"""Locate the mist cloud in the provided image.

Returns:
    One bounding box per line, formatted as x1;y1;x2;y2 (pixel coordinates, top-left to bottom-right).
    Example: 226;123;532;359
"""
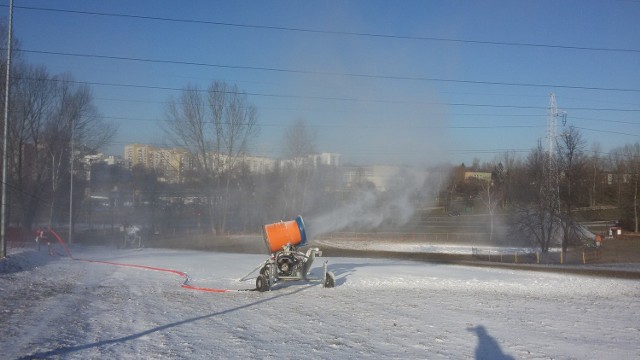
306;168;430;238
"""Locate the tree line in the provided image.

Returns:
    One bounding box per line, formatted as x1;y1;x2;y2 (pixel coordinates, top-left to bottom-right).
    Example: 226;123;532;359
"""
3;22;639;255
0;22;350;239
444;126;640;252
1;23;115;235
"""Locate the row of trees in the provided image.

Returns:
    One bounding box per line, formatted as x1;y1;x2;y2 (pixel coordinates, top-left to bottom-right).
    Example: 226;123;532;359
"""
446;126;640;252
137;90;349;236
163;81;259;235
2;22;637;254
0;19;342;240
1;24;115;238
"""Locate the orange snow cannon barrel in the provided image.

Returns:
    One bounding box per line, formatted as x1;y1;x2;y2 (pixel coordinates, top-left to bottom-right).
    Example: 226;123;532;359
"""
263;215;308;253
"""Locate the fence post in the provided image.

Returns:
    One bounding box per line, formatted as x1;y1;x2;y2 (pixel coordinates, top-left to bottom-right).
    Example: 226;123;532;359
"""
515;252;518;264
536;252;540;264
560;251;564;264
582;251;586;264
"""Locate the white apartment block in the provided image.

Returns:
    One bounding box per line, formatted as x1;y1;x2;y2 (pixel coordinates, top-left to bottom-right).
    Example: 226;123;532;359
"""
309;152;341;167
123;144;341;182
124;143;155;169
242;155;277;174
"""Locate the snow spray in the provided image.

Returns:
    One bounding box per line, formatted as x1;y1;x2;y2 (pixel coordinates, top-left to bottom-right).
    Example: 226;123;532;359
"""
305;168;429;238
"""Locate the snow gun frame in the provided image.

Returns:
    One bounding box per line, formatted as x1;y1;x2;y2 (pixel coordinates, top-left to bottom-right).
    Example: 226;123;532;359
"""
240;216;335;292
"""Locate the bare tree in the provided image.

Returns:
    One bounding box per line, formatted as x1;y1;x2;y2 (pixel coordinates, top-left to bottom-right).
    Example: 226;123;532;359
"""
284;118;316;161
604;143;640;232
213;82;258;233
164;80;258;235
609;147;626;208
621;143;640;232
497;151;521;209
557;125;586;252
480;165;506;243
4;67;114;230
44;75;112;227
281;118;316;217
9;65;56;227
510;142;561;252
165;84;214;232
588;143;602;207
480;179;501;243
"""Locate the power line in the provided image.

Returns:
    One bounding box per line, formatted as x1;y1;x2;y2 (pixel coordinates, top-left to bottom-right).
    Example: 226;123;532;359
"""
571;116;640;126
95;114;544;129
17;49;640;93
16;75;640;112
6;4;640;54
94;96;638;124
96;115;546;131
574;126;640;138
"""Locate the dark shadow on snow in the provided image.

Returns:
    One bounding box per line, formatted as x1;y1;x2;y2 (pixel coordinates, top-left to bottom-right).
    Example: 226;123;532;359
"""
0;247;69;275
467;325;514;360
18;285;309;359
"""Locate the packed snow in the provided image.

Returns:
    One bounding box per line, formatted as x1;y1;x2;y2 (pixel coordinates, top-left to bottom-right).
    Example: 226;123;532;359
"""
316;238;540;255
1;244;639;359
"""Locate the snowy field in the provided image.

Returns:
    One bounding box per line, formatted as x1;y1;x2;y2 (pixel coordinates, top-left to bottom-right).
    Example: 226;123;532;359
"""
1;245;639;359
315;238;539;255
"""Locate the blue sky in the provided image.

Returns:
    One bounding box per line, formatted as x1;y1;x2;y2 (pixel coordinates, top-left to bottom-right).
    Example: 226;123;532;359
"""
4;0;639;166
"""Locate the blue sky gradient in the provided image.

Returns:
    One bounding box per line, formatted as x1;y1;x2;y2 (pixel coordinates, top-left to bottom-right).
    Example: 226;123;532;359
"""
5;0;639;166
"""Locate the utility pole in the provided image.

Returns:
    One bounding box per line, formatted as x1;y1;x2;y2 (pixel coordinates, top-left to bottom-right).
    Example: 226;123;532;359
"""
1;0;14;258
546;93;567;197
68;118;74;244
547;93;558;159
545;94;560;205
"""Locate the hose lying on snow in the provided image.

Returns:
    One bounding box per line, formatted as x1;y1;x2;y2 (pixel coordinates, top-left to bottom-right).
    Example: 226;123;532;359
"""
48;229;249;293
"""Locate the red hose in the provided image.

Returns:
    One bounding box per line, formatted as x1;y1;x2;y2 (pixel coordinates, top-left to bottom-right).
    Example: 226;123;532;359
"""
48;229;240;293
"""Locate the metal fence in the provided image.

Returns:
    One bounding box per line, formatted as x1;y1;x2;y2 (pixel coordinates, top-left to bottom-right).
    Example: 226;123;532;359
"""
317;232;488;243
472;247;601;265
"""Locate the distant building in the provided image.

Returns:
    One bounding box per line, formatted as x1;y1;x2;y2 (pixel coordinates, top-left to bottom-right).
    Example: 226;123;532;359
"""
103;155;121;166
124;143;156;169
464;171;492;183
309;153;341;167
80;153;124;180
343;165;404;192
152;148;189;183
123;143;342;182
123;144;190;183
242;155;277;174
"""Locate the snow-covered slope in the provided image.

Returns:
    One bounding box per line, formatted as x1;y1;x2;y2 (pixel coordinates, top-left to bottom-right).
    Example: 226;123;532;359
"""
1;246;639;359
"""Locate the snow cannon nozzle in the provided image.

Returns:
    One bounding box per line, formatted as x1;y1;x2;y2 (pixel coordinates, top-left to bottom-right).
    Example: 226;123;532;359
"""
263;215;307;254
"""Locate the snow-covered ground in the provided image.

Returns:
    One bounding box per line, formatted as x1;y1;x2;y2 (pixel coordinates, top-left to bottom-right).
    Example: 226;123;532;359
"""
315;238;540;255
1;245;639;359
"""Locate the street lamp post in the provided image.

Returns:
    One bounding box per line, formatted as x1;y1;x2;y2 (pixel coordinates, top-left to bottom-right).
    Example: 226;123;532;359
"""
1;0;14;258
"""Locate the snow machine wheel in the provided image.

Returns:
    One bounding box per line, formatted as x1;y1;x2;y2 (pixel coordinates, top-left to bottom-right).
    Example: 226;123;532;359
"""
256;274;270;292
324;271;335;288
259;265;269;276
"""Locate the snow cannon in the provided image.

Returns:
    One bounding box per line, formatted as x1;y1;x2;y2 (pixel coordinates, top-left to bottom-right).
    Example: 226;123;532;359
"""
262;215;307;253
240;215;335;292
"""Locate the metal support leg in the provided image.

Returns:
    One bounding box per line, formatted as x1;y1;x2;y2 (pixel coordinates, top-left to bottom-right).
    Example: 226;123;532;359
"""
322;261;328;288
